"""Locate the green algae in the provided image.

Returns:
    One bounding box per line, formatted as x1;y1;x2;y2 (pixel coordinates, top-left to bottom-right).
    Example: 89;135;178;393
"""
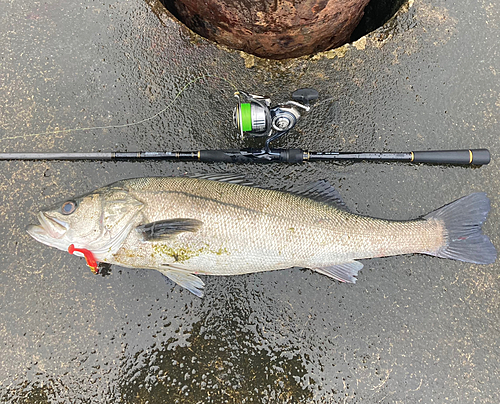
152;243;229;262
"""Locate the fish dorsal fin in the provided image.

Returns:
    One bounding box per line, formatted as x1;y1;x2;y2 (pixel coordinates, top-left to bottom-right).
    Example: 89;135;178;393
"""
290;180;349;210
136;218;203;241
190;173;255;187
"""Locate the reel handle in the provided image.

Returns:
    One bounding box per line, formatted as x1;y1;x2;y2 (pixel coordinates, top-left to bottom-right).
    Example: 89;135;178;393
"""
292;88;319;104
412;149;490;165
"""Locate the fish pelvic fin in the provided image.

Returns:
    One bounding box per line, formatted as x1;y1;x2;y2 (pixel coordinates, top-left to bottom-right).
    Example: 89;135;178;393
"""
424;192;497;264
159;267;205;297
313;261;364;283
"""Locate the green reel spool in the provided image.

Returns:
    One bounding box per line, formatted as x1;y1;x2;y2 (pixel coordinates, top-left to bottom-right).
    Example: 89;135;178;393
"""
239;103;253;132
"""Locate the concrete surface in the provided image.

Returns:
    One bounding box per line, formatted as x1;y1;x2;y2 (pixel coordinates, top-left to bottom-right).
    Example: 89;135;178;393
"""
0;0;498;402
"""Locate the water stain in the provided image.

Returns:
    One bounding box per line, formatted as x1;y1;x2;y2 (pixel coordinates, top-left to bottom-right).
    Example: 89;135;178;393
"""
119;321;312;403
118;289;313;403
2;382;53;404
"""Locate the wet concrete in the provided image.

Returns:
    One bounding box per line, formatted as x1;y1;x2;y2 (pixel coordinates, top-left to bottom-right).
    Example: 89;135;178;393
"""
0;0;499;402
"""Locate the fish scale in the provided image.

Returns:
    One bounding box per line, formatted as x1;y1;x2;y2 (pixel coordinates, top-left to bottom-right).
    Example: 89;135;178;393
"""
27;176;496;297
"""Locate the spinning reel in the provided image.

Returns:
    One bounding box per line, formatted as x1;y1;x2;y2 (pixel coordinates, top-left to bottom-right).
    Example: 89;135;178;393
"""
233;88;319;150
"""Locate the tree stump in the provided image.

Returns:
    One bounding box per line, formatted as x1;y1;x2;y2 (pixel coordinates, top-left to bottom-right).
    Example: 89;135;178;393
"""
163;0;371;59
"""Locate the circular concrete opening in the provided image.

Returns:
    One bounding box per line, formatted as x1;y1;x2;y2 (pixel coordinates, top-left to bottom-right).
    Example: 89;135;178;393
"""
160;0;407;59
351;0;407;42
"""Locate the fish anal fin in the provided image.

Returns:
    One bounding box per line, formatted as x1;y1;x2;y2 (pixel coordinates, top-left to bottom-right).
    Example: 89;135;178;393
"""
136;218;203;241
159;268;205;297
313;261;363;283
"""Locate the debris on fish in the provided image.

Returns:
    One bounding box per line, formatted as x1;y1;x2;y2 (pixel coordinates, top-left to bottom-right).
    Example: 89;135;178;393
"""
27;175;497;297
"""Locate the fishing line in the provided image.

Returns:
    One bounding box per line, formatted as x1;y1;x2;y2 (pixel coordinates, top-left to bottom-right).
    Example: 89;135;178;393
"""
1;73;238;143
1;81;490;166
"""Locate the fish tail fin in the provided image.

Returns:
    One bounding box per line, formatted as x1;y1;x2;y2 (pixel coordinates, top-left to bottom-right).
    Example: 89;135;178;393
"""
424;192;496;264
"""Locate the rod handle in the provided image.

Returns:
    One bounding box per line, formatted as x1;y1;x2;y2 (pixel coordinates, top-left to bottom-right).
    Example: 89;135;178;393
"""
199;150;237;163
412;149;490;165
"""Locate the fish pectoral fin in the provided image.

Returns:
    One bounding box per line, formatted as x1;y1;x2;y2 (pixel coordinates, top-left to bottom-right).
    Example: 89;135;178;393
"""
160;268;205;297
136;218;203;241
313;261;364;283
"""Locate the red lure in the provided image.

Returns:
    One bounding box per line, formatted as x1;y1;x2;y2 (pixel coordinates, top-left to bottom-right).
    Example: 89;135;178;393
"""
68;244;99;274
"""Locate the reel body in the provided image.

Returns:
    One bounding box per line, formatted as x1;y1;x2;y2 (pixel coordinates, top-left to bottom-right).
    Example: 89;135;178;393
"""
233;88;319;143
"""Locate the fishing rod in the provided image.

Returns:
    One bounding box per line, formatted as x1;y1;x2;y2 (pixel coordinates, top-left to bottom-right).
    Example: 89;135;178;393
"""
0;148;490;165
0;88;491;165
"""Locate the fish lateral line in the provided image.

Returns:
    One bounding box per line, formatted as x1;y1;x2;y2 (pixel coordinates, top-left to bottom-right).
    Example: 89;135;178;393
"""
68;244;99;274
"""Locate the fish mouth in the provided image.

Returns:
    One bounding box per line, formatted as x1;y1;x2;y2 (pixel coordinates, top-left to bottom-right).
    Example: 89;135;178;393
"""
27;212;69;249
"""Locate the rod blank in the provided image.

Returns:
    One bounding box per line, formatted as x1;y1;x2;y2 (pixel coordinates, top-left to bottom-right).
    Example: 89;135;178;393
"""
0;152;114;160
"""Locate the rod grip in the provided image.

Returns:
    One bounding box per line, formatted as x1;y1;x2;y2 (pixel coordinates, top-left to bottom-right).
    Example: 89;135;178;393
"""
199;150;239;163
412;149;490;165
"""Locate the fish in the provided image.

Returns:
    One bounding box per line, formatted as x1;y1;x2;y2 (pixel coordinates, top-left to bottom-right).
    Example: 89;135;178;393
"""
27;175;497;297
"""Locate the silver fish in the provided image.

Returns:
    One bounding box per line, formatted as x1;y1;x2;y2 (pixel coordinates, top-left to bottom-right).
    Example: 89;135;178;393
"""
27;175;496;297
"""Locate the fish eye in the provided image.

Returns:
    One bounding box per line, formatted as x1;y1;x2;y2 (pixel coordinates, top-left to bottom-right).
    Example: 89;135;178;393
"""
61;200;77;215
